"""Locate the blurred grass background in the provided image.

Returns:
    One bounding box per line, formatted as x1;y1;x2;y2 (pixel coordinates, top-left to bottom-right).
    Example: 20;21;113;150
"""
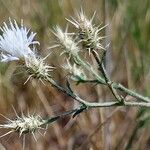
0;0;150;149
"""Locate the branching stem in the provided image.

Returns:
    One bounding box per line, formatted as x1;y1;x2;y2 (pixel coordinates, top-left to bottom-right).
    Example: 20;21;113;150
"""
92;50;123;102
45;77;150;109
74;55;150;103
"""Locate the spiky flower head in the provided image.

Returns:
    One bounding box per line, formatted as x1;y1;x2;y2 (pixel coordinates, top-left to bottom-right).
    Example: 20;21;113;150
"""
0;19;39;62
67;10;94;33
63;60;86;81
53;26;79;58
67;10;106;54
0;114;45;138
25;53;54;82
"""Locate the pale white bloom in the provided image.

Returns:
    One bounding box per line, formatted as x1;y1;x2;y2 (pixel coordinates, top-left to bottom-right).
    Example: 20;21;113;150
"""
0;19;39;62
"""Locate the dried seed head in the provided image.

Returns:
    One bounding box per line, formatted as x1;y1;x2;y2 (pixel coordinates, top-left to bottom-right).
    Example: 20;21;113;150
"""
53;26;79;58
63;60;86;81
67;11;106;53
0;114;45;137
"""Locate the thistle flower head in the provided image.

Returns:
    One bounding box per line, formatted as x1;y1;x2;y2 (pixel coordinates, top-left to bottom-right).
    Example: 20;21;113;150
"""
63;60;86;81
66;11;106;53
53;26;79;58
0;114;45;138
25;53;54;81
0;19;39;62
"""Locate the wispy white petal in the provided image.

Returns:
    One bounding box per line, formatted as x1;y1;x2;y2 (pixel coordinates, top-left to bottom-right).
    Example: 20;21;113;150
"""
0;19;39;62
1;54;19;62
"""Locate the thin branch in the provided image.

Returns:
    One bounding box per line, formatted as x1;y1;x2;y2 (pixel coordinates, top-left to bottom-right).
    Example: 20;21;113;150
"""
77;78;150;103
45;77;150;109
113;83;150;102
92;50;123;103
42;108;78;126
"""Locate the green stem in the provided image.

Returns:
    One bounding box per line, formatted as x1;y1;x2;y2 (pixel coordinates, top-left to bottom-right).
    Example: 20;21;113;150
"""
75;55;106;84
113;83;150;102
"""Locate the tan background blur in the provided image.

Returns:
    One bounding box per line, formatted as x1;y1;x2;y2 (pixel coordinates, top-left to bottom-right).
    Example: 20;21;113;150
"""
0;0;150;149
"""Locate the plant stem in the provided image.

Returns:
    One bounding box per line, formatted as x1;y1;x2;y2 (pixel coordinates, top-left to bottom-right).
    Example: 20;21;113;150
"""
42;109;77;126
46;77;120;107
92;50;123;102
75;55;106;84
74;55;150;102
45;77;150;108
113;83;150;102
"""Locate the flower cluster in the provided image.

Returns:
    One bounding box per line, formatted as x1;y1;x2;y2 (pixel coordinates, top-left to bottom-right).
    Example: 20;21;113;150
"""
0;19;53;80
0;11;107;140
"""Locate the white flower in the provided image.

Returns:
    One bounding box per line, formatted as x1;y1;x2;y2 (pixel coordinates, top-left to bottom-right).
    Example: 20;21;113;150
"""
0;19;39;62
